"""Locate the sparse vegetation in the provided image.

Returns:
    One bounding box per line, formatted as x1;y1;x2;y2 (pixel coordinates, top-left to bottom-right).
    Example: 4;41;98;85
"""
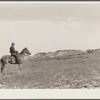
86;49;94;53
0;49;100;89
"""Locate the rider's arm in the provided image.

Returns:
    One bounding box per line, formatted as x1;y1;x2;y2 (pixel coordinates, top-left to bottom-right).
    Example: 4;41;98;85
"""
11;46;16;53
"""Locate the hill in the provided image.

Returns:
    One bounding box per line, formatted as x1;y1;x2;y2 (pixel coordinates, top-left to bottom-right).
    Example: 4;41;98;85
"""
0;48;100;89
32;49;85;58
31;49;98;61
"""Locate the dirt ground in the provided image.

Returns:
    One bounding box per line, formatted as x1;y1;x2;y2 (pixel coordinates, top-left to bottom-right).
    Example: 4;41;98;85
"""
0;52;100;89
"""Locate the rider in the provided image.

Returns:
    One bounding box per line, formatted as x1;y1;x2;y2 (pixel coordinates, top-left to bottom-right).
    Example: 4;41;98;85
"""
10;42;21;63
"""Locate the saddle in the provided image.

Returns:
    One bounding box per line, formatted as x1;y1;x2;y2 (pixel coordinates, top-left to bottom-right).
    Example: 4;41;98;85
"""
9;54;21;64
9;55;16;64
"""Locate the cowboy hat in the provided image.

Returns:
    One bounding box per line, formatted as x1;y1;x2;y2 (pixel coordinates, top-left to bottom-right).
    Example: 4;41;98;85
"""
12;42;15;45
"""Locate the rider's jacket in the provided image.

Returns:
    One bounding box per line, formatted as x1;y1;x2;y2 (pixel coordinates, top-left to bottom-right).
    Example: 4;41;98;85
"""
10;45;16;54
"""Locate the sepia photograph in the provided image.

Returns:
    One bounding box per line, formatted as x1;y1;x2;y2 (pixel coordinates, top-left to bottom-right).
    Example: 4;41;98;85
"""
0;1;100;92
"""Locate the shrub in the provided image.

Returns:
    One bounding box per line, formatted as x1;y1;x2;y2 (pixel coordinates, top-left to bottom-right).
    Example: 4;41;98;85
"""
86;49;94;53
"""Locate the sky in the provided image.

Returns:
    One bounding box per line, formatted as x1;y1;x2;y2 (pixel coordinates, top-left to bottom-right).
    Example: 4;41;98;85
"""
0;2;100;57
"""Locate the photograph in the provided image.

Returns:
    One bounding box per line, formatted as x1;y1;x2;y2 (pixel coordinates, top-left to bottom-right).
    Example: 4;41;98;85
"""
0;1;100;91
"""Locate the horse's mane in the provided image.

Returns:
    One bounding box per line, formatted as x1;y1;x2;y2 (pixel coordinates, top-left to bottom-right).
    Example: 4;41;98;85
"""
19;48;25;55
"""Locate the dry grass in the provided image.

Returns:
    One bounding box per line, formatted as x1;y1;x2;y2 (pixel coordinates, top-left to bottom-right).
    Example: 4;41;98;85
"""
0;52;100;89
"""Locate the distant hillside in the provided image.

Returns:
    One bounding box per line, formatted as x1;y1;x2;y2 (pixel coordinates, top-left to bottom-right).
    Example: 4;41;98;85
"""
32;49;86;59
26;48;100;62
32;48;100;59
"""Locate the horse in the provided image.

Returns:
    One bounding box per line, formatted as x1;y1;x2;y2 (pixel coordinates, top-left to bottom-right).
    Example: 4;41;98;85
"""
0;47;31;75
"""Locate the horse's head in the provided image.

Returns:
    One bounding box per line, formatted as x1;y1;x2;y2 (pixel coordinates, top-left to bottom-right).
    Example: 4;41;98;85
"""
23;47;31;55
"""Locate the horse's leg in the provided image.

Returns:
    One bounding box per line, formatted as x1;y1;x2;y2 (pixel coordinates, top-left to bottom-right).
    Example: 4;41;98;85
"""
18;64;22;74
4;64;7;76
1;63;7;76
19;64;22;70
18;64;20;74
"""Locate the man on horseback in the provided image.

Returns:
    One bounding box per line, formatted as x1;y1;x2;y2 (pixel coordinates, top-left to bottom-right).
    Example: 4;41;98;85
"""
10;42;21;63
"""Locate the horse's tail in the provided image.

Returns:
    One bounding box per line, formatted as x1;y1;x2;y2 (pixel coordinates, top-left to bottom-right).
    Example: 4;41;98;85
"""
0;58;5;73
0;57;5;67
0;58;3;68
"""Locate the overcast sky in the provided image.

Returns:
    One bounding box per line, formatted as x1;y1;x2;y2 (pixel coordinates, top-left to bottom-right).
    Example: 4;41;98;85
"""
0;2;100;57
